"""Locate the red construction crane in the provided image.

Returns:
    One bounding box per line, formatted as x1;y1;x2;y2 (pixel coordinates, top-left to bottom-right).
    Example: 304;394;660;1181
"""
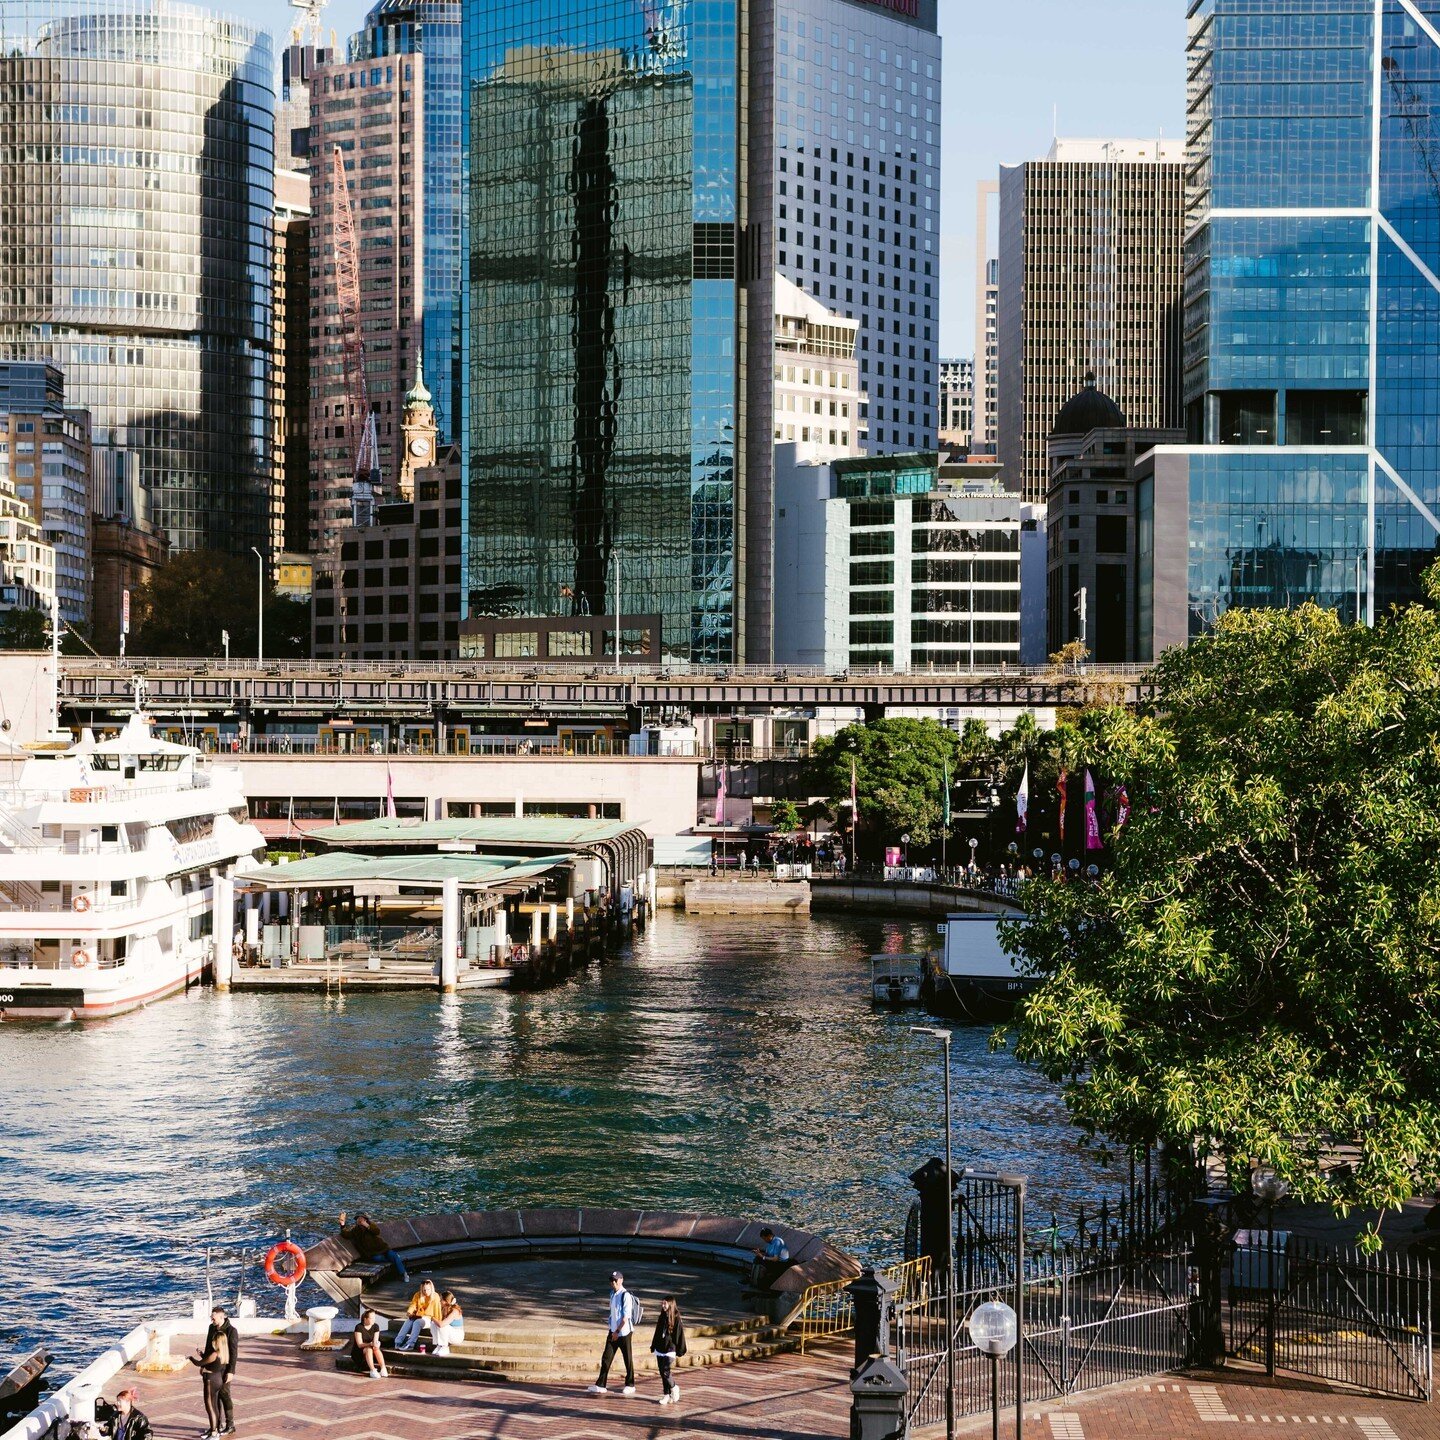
330;143;378;529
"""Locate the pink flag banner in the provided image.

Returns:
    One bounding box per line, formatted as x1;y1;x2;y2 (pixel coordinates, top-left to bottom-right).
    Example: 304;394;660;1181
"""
716;766;727;827
1084;769;1103;851
1015;762;1029;834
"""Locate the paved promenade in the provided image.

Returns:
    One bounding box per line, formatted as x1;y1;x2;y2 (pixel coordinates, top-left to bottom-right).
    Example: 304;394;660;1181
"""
103;1337;1440;1440
109;1333;852;1438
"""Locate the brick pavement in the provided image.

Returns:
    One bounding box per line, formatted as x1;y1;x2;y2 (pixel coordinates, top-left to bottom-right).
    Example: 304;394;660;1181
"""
108;1332;853;1440
939;1368;1440;1440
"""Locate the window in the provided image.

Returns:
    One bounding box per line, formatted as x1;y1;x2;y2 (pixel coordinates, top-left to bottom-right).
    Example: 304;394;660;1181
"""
494;630;538;658
1096;516;1128;554
850;529;894;556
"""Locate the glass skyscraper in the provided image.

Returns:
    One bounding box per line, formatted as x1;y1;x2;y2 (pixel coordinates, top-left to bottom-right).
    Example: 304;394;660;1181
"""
0;0;274;558
1141;0;1440;650
462;0;754;665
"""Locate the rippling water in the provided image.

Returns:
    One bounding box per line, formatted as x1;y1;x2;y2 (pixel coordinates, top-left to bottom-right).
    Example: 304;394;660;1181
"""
0;910;1106;1380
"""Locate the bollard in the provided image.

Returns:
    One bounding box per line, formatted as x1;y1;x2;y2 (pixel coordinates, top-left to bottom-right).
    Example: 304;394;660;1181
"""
305;1305;340;1347
135;1326;188;1374
908;1156;956;1283
847;1266;900;1376
850;1352;909;1440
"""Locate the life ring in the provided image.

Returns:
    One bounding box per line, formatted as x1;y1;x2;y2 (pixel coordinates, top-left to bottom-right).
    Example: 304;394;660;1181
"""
264;1241;307;1287
73;894;91;913
71;949;91;968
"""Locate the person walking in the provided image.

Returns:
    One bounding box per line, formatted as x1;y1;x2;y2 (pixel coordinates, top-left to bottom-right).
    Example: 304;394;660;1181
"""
394;1278;443;1351
188;1305;238;1439
586;1270;642;1397
650;1296;687;1407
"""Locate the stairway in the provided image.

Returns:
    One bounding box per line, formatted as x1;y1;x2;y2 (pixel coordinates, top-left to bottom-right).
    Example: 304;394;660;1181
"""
349;1315;800;1385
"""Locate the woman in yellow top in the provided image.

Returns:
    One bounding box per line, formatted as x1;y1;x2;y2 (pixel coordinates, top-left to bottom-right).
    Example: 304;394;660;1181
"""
394;1279;443;1351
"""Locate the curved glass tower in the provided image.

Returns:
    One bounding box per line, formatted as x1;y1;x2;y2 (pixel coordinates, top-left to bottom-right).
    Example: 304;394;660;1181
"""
0;0;275;557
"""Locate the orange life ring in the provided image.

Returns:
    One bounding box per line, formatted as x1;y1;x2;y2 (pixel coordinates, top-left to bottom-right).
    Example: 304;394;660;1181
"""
264;1240;307;1287
71;949;91;968
73;894;91;913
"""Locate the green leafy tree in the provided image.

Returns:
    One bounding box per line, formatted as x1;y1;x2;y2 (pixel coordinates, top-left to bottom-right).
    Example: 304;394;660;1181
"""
0;608;49;650
808;716;961;853
1002;583;1440;1223
130;551;310;658
770;799;801;833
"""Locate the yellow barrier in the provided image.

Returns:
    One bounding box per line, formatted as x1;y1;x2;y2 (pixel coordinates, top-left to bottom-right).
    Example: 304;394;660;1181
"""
793;1255;931;1354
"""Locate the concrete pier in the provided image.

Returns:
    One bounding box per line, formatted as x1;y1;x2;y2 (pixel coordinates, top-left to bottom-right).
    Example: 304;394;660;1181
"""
683;879;811;915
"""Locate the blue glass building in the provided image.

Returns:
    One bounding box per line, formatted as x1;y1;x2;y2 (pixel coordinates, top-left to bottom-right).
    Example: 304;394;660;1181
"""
1139;0;1440;652
461;0;761;665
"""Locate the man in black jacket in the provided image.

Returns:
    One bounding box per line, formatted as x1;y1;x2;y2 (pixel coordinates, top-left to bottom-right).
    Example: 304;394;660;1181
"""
189;1305;239;1439
96;1388;153;1440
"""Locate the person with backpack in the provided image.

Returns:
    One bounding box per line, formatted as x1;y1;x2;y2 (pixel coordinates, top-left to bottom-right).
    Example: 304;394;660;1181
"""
650;1296;687;1407
586;1270;642;1397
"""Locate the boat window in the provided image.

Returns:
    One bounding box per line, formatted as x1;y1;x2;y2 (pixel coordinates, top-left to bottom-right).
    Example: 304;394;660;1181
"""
89;756;118;771
101;825;118;842
111;880;127;897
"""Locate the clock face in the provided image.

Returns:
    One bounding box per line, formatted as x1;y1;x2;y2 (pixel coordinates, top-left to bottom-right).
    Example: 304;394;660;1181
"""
409;437;431;458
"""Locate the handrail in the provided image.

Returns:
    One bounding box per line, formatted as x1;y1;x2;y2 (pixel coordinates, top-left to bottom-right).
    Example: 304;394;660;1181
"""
793;1255;931;1353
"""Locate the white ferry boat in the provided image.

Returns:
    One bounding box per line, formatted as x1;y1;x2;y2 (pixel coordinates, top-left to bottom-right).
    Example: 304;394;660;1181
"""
0;712;265;1022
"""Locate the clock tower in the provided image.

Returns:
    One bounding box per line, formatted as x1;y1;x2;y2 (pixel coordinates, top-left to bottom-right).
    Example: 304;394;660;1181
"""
398;357;437;501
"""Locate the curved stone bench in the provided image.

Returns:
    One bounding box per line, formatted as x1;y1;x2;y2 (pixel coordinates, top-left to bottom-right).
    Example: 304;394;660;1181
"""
305;1207;861;1311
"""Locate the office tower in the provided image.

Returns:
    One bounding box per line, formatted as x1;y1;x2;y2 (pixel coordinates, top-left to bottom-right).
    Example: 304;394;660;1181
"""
1137;0;1440;656
774;275;864;461
273;170;311;559
1044;378;1182;662
774;452;1020;670
774;0;941;456
463;4;769;666
973;180;998;455
938;358;973;454
0;362;90;631
996;139;1184;504
0;0;275;558
279;35;333;170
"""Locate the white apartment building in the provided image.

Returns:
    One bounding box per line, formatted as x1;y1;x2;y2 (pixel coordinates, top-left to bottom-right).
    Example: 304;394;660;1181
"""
774;274;865;462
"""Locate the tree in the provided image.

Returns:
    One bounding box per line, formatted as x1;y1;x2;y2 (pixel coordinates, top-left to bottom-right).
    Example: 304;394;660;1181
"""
129;551;310;658
1001;581;1440;1223
0;608;48;650
808;716;961;853
770;799;801;833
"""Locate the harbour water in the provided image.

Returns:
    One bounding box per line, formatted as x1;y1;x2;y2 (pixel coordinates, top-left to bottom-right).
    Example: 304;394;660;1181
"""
0;910;1108;1376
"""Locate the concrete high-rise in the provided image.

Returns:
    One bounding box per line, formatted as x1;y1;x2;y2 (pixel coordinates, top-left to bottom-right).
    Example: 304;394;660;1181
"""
972;180;998;456
996;139;1184;504
938;357;973;454
774;275;864;462
774;0;941;457
0;0;276;558
1136;0;1440;656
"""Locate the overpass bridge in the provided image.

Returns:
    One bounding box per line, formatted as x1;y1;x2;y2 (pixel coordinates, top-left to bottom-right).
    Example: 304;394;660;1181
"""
61;657;1155;726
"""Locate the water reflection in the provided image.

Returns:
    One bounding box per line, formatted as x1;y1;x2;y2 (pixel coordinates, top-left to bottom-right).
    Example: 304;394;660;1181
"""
0;911;1104;1372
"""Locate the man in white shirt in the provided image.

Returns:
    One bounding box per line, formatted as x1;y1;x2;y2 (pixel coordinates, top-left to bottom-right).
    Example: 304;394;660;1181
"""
586;1271;639;1397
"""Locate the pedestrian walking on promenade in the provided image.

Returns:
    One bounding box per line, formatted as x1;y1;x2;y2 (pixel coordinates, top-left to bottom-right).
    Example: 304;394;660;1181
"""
586;1270;643;1397
188;1304;238;1439
650;1296;687;1407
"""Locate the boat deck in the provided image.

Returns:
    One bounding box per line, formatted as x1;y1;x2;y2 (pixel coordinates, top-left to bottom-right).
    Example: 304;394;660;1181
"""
102;1330;851;1438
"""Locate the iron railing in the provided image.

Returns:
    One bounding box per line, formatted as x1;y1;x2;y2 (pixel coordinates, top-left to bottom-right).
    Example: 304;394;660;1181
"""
791;1256;931;1354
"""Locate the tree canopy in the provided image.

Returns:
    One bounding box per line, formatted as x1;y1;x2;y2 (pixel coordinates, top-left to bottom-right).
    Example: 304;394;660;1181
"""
130;550;310;658
1000;579;1440;1222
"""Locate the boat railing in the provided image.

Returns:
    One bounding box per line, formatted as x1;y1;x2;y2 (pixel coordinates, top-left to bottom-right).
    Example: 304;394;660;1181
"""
0;777;212;808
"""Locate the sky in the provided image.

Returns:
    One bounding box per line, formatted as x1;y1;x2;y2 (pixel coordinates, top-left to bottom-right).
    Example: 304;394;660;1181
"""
234;0;1185;358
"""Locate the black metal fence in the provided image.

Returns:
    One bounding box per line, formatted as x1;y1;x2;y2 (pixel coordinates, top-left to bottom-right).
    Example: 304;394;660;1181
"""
897;1245;1197;1428
1225;1231;1433;1401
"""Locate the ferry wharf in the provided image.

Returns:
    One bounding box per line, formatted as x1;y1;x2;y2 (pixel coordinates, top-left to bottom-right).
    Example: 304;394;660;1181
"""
224;818;655;994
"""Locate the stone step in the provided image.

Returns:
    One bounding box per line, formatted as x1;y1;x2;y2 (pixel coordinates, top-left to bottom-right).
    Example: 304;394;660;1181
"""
437;1314;776;1346
448;1325;788;1361
356;1335;799;1385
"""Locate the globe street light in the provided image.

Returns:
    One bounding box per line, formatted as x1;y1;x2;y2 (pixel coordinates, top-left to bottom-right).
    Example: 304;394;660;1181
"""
1251;1168;1290;1375
969;1299;1019;1440
911;1025;956;1438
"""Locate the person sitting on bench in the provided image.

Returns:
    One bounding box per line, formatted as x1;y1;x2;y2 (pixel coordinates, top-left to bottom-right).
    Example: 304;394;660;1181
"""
748;1227;791;1288
339;1211;410;1282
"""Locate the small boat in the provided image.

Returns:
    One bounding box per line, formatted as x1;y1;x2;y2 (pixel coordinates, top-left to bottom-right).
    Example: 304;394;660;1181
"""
0;1346;50;1411
870;953;924;1007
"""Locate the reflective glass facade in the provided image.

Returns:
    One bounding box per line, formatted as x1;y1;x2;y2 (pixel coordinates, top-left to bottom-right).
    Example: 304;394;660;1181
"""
0;1;274;557
1177;0;1440;635
462;0;748;664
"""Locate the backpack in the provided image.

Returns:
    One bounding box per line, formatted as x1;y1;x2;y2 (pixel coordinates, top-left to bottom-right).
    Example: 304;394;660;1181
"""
627;1292;644;1328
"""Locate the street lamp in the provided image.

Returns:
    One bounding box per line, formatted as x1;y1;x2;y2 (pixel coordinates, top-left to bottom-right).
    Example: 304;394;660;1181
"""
901;832;911;869
911;1025;957;1439
968;836;978;880
250;547;264;663
970;1299;1019;1440
1252;1168;1290;1376
222;629;230;665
